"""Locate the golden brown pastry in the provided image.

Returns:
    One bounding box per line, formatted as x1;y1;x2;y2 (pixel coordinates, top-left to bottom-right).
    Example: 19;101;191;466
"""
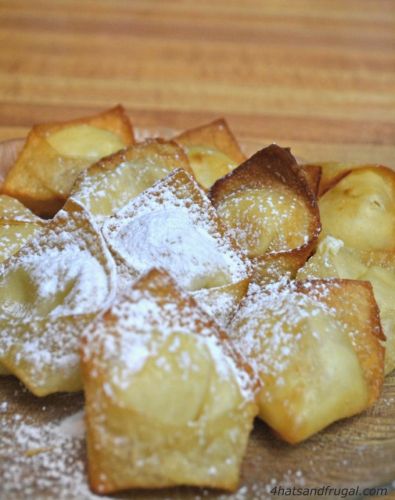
102;168;249;291
174;118;245;189
82;268;257;493
229;278;384;443
304;161;384;196
2;106;134;217
69;138;192;223
210;144;321;282
0;200;116;395
298;236;395;374
319;166;395;252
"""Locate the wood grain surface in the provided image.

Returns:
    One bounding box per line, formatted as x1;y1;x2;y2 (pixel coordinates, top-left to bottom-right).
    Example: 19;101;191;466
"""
0;0;394;165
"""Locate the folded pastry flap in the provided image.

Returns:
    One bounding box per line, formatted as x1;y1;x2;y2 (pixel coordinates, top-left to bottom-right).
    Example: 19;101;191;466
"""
69;139;192;219
34;105;134;146
297;237;395;376
252;248;314;283
294;279;385;404
0;195;46;285
175;118;245;164
210;144;316;202
0;315;92;396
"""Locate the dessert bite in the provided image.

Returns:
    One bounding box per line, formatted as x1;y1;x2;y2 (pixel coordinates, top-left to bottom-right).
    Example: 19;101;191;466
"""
229;278;384;443
102;169;249;291
69;139;191;223
82;268;257;493
210;144;321;281
0;200;116;395
2;106;134;217
175;118;245;189
298;236;395;375
319;166;395;252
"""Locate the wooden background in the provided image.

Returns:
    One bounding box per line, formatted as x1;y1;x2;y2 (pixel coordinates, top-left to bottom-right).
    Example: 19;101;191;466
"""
0;0;394;165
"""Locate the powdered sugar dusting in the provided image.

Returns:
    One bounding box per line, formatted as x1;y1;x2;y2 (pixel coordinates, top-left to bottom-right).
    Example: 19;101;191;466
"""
216;187;311;258
0;406;107;500
103;169;248;292
0;203;117;394
83;270;253;401
229;279;339;386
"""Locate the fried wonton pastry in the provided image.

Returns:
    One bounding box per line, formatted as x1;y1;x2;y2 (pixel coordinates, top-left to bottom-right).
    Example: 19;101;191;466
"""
0;195;45;264
3;106;134;217
210;144;321;282
0;200;116;396
82;268;257;493
175;119;245;189
69;139;192;223
229;279;384;444
304;161;383;196
102;169;249;291
192;278;249;328
298;236;395;374
319;166;395;252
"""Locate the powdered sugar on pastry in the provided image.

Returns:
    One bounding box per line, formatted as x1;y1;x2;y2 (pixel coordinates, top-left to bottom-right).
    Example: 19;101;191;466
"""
82;269;257;492
84;271;253;400
0;201;117;395
229;279;338;381
103;169;249;291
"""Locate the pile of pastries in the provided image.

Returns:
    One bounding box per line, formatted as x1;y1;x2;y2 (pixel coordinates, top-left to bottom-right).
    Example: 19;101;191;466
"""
0;105;393;494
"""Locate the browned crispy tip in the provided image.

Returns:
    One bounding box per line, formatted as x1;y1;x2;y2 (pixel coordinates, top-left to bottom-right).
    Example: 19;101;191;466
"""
209;144;321;281
175;118;245;164
300;164;322;197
